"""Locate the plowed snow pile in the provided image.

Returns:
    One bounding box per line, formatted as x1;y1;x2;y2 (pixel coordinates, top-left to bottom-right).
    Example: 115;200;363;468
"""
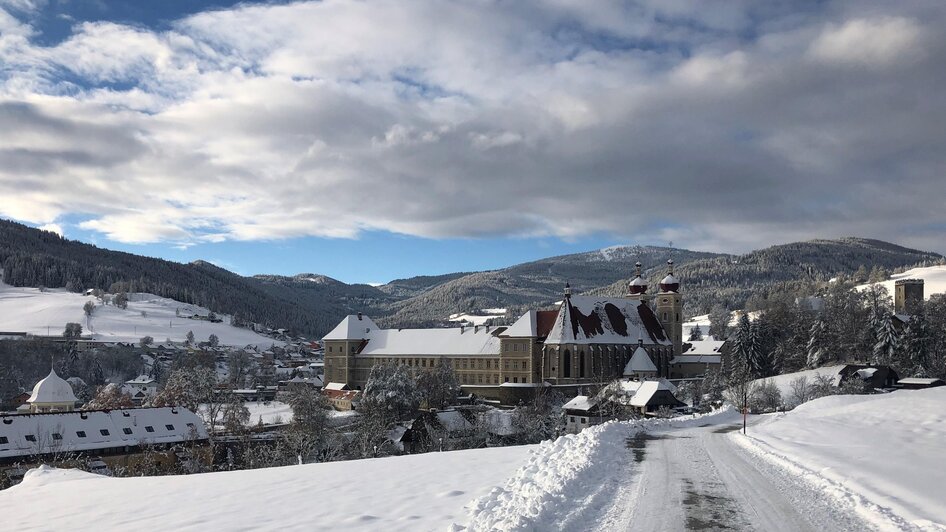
457;407;736;531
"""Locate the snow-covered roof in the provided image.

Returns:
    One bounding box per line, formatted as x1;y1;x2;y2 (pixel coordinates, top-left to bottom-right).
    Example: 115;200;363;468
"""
435;410;474;432
322;314;380;341
27;369;78;404
325;321;503;357
629;380;677;407
562;395;597;412
629;276;647;287
624;346;658;375
683;339;725;356
660;274;678;286
545;295;670;346
670;355;721;365
898;377;945;385
502;310;537;337
125;375;156;385
324;382;348;391
0;407;207;460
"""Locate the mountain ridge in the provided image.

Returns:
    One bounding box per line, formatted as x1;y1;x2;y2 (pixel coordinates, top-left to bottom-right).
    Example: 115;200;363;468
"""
1;219;941;336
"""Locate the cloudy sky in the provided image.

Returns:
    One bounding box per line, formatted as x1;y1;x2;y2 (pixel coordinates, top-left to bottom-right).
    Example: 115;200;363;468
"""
1;0;944;283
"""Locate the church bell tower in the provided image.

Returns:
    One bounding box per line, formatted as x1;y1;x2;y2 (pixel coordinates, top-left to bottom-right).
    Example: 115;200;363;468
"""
655;259;683;356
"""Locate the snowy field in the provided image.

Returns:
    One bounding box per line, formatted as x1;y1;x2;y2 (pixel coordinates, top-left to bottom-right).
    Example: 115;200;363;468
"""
750;365;848;399
741;388;946;529
0;445;534;531
856;265;946;300
448;308;507;326
201;401;359;428
0;282;279;347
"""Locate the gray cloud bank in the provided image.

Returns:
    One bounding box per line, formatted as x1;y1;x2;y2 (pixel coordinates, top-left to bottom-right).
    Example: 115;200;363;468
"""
1;0;944;253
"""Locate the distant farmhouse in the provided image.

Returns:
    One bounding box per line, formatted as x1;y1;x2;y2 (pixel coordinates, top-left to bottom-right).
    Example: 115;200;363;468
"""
324;261;686;404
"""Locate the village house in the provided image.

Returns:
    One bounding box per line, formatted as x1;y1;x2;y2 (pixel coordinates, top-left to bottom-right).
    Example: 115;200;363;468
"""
563;395;605;433
669;339;727;379
323;261;685;405
122;375;159;406
322;383;359;411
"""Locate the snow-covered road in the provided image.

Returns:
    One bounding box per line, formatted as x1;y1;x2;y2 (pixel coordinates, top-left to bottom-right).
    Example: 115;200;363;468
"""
595;421;875;531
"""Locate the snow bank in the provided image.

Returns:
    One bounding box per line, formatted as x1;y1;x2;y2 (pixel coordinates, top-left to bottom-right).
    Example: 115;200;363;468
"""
0;282;279;347
738;388;946;530
0;446;533;531
458;407;736;531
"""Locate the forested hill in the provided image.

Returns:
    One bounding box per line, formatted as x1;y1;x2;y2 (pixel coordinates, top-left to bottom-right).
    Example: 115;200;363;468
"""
0;220;384;336
593;237;944;315
379;245;724;327
1;219;942;337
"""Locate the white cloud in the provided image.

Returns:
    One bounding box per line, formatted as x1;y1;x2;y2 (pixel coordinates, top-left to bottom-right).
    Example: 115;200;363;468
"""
37;222;62;236
0;1;944;254
809;17;924;67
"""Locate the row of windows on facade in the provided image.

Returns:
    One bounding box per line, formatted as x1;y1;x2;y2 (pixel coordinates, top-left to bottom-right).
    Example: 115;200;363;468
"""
0;422;195;445
327;357;531;371
458;374;527;385
327;343;530;354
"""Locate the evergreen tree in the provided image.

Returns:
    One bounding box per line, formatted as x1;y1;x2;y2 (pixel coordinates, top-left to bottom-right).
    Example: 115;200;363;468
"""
688;324;704;342
872;313;900;366
901;312;930;377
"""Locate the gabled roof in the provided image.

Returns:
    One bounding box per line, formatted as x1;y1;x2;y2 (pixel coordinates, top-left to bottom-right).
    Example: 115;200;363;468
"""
563;395;598;412
629;380;680;407
322;314;379;341
545;295;670;346
624;346;658;375
502;311;537;337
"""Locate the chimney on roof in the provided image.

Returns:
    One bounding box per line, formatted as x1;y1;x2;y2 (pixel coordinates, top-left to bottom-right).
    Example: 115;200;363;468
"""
474;325;479;333
460;325;465;333
564;281;572;299
357;312;363;321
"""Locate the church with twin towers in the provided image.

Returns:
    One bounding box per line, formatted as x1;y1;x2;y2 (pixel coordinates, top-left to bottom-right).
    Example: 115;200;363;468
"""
323;260;684;404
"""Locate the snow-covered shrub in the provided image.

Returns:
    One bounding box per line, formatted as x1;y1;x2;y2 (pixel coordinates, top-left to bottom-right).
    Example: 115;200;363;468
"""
748;379;782;412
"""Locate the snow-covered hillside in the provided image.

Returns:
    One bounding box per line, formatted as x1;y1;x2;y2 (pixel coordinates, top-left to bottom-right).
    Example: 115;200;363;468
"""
448;308;507;326
741;388;946;529
0;445;533;531
0;282;280;347
856;265;946;300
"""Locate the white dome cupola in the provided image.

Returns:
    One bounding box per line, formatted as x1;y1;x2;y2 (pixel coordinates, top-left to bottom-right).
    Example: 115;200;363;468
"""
27;368;78;413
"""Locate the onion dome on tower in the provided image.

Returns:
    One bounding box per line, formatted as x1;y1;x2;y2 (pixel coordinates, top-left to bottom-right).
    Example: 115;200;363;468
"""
628;261;648;295
658;259;680;293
